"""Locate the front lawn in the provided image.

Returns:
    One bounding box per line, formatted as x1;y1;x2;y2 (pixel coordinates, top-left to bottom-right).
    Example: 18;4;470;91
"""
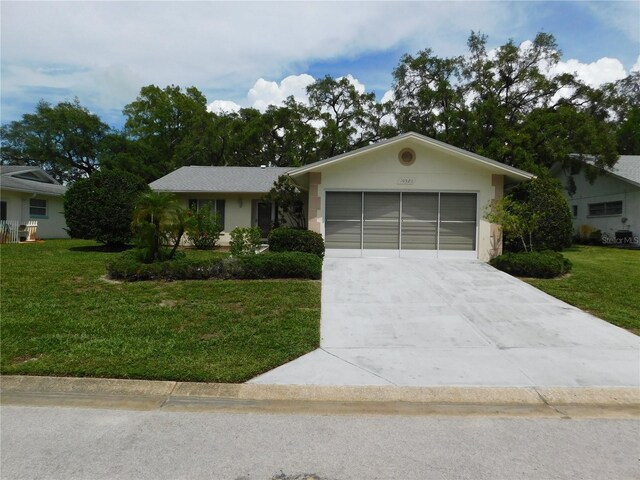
525;245;640;335
0;240;320;382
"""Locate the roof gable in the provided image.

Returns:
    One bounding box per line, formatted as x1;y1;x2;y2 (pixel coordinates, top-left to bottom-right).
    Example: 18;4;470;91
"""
0;166;66;196
288;132;535;182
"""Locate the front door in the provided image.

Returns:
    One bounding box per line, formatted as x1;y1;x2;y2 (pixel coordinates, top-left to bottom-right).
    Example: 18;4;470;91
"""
256;202;273;238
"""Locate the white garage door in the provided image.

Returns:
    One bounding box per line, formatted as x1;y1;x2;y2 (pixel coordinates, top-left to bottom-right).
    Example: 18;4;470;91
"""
325;191;477;257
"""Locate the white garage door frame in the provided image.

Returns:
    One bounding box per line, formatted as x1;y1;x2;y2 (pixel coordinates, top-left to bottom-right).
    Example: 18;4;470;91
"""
324;189;479;259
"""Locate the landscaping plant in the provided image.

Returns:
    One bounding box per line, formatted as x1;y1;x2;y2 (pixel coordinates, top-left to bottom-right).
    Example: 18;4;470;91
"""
132;191;186;262
484;176;572;252
185;204;222;250
106;250;322;281
229;227;262;256
63;170;149;246
268;227;325;258
490;251;572;278
264;175;307;229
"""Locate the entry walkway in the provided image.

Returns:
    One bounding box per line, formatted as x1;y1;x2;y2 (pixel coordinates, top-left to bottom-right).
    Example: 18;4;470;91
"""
250;258;639;386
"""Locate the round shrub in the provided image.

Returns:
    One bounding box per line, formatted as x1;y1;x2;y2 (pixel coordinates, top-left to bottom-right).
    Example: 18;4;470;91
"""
268;227;325;258
64;170;149;246
508;176;573;252
490;251;572;278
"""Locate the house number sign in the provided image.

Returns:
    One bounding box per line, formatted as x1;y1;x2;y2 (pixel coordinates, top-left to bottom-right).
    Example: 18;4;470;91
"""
397;177;416;185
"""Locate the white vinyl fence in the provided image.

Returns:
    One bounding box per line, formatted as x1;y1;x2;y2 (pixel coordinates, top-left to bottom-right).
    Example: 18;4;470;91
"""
0;220;20;244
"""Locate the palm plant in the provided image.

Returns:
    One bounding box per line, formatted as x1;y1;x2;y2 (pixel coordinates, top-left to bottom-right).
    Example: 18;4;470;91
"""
132;192;185;262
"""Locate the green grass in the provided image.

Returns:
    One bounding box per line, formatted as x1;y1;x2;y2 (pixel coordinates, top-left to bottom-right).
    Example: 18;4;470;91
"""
525;245;640;335
0;240;320;382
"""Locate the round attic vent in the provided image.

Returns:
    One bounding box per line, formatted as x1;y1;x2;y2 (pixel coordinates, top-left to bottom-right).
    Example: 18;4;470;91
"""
398;148;416;166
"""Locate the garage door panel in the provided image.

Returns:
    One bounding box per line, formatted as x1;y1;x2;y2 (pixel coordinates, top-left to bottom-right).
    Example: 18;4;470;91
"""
440;193;477;222
325;221;362;249
326;192;362;221
402;193;438;221
363;221;399;249
364;193;400;219
439;223;476;251
401;222;437;250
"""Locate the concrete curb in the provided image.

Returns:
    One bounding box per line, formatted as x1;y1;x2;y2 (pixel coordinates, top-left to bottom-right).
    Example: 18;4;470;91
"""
2;375;639;417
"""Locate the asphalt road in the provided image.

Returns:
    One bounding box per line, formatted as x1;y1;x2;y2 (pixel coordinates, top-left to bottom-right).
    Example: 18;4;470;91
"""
1;406;638;479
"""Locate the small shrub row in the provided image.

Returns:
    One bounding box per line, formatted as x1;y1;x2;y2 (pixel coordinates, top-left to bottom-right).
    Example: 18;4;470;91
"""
237;252;322;279
106;250;225;281
490;251;572;279
106;250;321;281
268;227;325;258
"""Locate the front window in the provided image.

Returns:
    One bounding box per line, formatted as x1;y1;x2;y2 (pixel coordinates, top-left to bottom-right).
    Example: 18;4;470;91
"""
588;201;622;216
188;199;226;229
29;199;47;218
572;205;578;217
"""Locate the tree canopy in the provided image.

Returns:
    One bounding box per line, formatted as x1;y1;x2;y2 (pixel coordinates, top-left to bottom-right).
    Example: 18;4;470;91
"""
1;99;110;183
2;31;637;186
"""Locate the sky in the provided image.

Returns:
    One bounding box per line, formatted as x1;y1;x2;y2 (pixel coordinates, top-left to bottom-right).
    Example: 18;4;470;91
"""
1;1;639;129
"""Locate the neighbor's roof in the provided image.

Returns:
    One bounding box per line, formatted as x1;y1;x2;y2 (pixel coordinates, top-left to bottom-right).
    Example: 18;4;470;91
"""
149;166;293;193
571;154;640;188
609;156;640;187
0;165;66;196
288;131;535;181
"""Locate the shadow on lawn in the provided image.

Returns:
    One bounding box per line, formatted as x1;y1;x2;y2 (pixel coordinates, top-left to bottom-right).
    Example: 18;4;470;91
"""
69;244;132;253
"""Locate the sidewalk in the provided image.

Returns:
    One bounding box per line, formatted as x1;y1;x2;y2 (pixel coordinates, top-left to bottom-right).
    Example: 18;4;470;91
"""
2;375;638;418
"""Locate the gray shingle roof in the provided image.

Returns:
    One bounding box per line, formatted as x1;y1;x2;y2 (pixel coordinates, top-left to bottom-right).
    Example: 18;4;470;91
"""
149;166;293;193
1;166;66;196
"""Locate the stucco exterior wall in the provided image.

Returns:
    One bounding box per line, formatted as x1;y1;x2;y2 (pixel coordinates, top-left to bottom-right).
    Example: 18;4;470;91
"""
310;140;502;261
555;169;640;239
0;190;69;239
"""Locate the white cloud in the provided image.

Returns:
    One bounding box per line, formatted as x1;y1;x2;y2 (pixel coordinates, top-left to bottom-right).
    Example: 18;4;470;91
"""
338;74;366;95
549;57;628;87
210;73;375;113
207;100;241;115
381;89;395;104
0;1;515;123
1;1;635;126
247;74;315;111
632;55;640;73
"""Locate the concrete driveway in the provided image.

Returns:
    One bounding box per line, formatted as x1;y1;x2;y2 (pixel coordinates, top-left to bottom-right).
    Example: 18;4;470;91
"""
250;258;639;387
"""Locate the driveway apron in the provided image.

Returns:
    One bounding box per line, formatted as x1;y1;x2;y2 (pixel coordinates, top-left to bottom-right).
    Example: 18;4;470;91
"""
249;258;639;386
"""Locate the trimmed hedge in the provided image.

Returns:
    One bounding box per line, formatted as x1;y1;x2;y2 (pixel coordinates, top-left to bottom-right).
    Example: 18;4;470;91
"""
268;227;325;258
106;250;321;281
106;250;225;281
490;251;572;279
237;252;322;279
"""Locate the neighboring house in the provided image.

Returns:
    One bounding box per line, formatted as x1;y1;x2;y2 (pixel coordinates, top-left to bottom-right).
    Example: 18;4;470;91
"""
152;132;534;261
552;155;640;241
0;165;69;239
